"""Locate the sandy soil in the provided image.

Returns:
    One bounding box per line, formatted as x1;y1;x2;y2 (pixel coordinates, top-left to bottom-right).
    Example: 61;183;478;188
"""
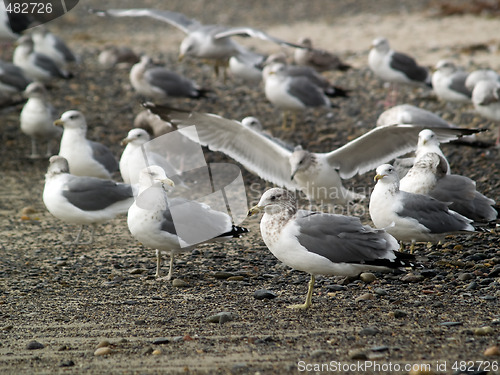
0;1;499;374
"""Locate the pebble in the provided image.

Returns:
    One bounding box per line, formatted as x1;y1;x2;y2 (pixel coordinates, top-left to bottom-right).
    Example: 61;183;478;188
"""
227;275;244;281
152;338;170;345
94;347;111;356
401;273;424;283
172;279;189;287
474;326;494;336
393;310;408;319
355;293;375;302
374;288;388;296
359;272;376;283
59;360;75;367
439;322;463;327
96;340;110;348
359;326;379;336
152;349;162;355
458;272;474;281
254;289;277;300
484;345;500;356
206;312;235;324
130;268;145;274
348;349;367;359
325;284;347;292
26;340;44;350
213;271;235;279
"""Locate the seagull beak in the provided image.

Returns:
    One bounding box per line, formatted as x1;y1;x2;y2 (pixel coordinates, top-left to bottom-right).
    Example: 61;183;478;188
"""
374;174;385;182
120;137;131;146
178;53;184;62
54;119;64;126
247;205;262;217
159;178;175;188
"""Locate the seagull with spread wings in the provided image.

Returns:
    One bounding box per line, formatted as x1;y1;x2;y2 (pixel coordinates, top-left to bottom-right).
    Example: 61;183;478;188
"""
145;104;480;205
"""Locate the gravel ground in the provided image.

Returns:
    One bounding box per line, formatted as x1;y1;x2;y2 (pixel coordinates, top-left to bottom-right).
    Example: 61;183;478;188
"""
1;1;499;374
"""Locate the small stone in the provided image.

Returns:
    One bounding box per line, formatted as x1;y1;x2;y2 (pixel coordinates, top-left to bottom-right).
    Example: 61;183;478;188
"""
206;312;235;324
253;289;277;300
484;345;500;356
26;340;44;350
374;288;388;296
348;349;367;359
355;293;375;302
401;273;424;283
152;349;162;355
393;310;408;319
213;271;235;279
359;272;376;283
325;284;347;292
310;349;331;358
474;326;494;336
94;347;111;356
59;360;75;367
152;338;170;345
458;272;474;281
96;340;110;348
359;326;379;336
227;276;244;281
172;279;189;287
130;268;145;274
143;347;154;355
439;322;462;327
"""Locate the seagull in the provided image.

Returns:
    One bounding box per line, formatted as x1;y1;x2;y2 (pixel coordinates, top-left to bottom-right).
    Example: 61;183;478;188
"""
368;37;431;106
98;45;140;69
119;128;178;185
228;49;266;83
400;152;497;222
465;68;500;92
13;35;72;82
0;59;31;96
370;164;474;252
127;165;248;280
471;79;500;145
145;104;481;205
293;37;351;72
90;8;307;78
393;129;452;178
19;82;61;158
129;55;209;101
248;187;414;309
31;26;78;68
0;1;33;41
262;62;334;130
43;155;134;244
431;60;471;103
55;110;119;179
376;104;454;128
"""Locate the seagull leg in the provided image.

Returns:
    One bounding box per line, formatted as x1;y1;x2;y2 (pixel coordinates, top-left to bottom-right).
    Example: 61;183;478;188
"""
281;111;288;130
155;249;162;278
166;251;175;281
29;138;41;159
66;225;85;245
290;112;297;131
287;274;315;309
409;240;416;254
399;241;405;252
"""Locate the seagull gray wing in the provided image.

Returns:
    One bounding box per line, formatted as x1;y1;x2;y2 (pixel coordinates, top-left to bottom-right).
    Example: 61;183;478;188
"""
389;51;428;82
90;8;199;33
286;76;330;107
0;62;31;90
144;68;198;97
53;35;77;62
62;177;133;211
377;104;453;128
89;140;119;174
33;53;67;78
324;125;480;180
449;72;471;98
397;191;472;233
214;27;307;49
294;210;399;264
144;105;297;189
430;175;497;222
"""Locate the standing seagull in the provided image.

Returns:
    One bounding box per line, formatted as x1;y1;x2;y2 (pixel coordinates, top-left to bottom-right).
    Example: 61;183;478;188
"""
471;79;500;145
90;8;307;78
43;156;134;244
369;164;474;252
127;166;248;280
248;188;414;309
431;60;471;103
55;110;119;179
262;62;333;130
19;82;61;158
400;152;497;222
130;55;209;101
32;27;78;68
294;37;351;72
13;35;72;82
368;37;431;106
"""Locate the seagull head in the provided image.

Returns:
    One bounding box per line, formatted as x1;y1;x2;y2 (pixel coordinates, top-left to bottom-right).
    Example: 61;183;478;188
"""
417;129;439;147
434;59;458;75
23;82;48;99
248;188;296;216
138;165;175;191
241;116;263;131
290;146;313;180
121;128;151;146
54;110;87;130
374;164;399;184
46;155;70;177
371;37;390;53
